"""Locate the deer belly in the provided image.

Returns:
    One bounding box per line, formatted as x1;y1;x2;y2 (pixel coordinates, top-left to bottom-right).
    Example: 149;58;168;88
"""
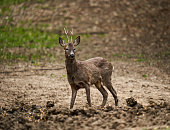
76;82;85;88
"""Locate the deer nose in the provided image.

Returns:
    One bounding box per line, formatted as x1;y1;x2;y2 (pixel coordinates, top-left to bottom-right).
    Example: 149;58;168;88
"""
70;54;74;58
70;51;74;58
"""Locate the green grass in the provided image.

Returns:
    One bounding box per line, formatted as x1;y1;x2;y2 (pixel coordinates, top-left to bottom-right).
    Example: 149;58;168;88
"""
0;26;59;49
142;74;148;78
136;58;144;62
0;26;62;62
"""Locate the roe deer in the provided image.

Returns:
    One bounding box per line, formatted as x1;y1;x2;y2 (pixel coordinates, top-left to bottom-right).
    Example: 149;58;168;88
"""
59;28;118;109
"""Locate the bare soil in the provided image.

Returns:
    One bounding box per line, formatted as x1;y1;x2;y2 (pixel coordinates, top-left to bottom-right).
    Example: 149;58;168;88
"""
0;61;170;130
0;0;170;129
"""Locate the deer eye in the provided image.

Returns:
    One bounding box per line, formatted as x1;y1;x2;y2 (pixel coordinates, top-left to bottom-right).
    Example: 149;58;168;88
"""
73;49;76;51
65;48;69;51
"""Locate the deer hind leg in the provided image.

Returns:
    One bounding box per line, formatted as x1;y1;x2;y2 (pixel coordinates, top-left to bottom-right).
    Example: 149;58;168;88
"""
104;81;118;106
95;81;108;107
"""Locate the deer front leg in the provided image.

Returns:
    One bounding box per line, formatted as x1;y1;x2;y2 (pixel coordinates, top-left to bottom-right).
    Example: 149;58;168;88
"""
70;84;77;109
85;84;92;107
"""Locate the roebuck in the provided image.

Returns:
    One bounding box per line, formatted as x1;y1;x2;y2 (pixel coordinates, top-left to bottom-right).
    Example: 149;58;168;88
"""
59;28;118;109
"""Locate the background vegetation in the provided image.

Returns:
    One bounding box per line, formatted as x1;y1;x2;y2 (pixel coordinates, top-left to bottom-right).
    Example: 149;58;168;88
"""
0;0;169;74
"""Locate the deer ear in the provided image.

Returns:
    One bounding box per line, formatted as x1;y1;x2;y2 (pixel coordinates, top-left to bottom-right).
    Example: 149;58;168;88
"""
59;37;65;47
74;36;80;46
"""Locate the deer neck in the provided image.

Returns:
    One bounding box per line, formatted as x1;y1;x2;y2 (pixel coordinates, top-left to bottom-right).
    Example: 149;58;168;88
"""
65;58;77;76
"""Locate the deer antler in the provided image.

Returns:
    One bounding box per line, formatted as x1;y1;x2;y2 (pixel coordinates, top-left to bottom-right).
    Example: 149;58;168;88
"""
70;28;74;43
64;28;70;43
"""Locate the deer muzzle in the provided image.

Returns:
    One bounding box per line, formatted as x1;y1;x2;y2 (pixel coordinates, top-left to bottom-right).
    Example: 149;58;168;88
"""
70;50;75;58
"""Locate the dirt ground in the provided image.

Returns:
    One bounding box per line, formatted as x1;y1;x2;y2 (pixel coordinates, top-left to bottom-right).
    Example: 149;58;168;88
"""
0;0;170;129
0;60;170;130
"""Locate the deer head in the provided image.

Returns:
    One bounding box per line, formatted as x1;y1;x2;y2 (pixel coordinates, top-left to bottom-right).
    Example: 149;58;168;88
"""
59;28;80;60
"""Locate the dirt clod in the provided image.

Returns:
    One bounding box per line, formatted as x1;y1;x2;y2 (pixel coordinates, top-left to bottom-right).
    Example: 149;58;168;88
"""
46;101;54;108
126;97;137;107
